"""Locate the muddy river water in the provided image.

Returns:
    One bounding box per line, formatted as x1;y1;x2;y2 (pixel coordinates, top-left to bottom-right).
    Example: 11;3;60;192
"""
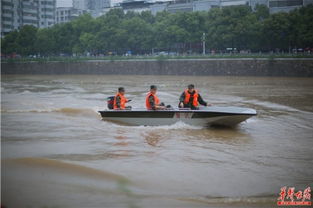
1;75;313;208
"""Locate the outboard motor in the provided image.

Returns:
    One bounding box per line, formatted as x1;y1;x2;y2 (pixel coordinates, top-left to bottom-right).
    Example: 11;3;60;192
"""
107;96;115;109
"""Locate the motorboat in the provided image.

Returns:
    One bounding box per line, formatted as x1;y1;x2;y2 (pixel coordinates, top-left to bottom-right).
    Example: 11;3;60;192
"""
98;106;257;127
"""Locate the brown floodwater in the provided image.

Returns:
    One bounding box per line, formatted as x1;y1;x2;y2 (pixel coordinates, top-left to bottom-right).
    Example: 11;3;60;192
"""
1;75;313;208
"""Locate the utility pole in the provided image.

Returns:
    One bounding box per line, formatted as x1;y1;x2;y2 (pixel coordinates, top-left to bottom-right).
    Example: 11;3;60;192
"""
202;33;206;55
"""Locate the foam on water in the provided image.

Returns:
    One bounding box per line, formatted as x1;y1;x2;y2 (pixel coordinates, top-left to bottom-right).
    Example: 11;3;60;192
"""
242;99;301;112
131;121;203;130
178;195;275;205
1;107;99;117
3;157;128;182
99;119;204;130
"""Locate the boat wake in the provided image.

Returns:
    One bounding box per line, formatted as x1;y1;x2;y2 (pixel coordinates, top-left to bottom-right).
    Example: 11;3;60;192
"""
1;107;99;117
178;195;275;206
107;121;204;130
2;157;129;182
141;121;203;130
242;99;302;112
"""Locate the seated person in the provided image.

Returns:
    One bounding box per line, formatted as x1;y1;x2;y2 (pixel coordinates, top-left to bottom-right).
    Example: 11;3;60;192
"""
146;85;167;110
178;84;211;110
113;87;131;110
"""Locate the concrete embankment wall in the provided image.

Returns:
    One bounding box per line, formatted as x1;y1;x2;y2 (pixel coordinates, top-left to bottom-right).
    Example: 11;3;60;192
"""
2;58;313;77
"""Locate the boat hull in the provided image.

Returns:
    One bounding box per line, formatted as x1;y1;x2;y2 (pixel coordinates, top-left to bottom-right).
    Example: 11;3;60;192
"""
98;107;257;127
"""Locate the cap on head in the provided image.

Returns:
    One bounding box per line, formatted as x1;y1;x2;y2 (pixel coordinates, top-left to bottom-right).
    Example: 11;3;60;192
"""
150;85;157;90
188;84;195;90
118;87;125;92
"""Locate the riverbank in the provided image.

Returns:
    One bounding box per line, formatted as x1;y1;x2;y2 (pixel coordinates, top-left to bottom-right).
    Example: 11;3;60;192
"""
2;58;313;77
2;54;313;63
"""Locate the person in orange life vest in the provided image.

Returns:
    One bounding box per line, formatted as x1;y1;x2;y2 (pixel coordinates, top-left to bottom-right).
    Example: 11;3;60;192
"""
113;87;128;110
146;85;166;110
178;84;211;110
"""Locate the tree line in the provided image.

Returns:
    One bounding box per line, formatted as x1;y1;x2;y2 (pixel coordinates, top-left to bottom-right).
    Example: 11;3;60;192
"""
1;4;313;56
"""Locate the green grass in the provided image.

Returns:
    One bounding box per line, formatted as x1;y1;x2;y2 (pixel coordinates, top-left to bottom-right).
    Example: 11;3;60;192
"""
2;53;313;63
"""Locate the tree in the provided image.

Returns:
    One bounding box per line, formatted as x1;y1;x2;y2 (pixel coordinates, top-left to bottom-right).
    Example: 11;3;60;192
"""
2;5;313;56
16;25;38;55
262;12;291;51
254;4;270;21
53;23;77;54
79;32;96;53
293;5;313;48
1;30;19;54
140;11;155;24
35;28;56;56
72;13;98;35
121;17;152;53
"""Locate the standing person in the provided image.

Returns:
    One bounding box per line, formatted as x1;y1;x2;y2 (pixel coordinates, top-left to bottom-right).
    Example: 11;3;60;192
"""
178;84;211;110
113;87;129;110
146;85;166;110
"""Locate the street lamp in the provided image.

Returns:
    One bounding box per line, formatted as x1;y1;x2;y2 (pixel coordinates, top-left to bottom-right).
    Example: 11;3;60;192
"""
202;32;206;55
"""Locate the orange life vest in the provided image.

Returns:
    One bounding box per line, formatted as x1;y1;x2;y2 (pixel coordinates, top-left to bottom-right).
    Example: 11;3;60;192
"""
113;93;127;109
184;89;198;107
146;92;160;110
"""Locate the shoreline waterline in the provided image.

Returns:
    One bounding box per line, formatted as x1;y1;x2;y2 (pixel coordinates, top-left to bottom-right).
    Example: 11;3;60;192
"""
2;58;313;77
